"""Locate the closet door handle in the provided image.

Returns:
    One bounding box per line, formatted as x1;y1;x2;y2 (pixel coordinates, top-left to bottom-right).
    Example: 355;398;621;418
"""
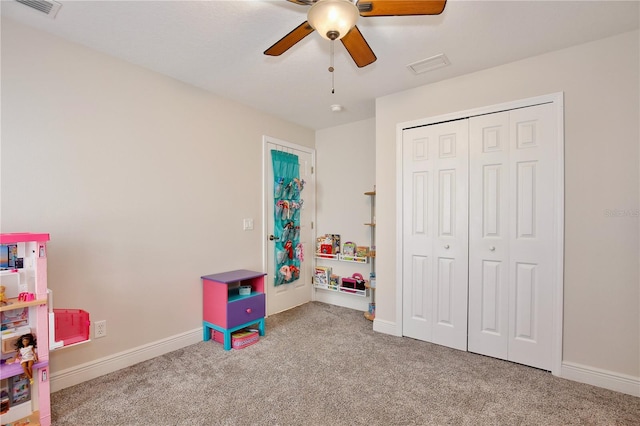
489;246;496;251
246;308;252;314
444;244;450;249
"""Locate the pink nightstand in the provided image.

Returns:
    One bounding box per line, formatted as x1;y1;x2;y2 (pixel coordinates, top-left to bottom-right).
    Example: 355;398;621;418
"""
201;270;266;350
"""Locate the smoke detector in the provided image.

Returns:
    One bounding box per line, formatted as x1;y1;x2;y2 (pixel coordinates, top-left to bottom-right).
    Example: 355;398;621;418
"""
15;0;62;19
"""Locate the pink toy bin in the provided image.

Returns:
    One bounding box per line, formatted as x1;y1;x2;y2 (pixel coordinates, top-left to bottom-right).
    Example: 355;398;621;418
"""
213;329;259;350
53;309;90;346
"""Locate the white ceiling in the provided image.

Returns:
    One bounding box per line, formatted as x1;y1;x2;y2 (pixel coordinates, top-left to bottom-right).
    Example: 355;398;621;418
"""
2;0;638;130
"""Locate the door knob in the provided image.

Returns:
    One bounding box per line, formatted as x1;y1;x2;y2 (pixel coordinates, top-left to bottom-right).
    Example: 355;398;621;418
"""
489;246;496;251
269;235;278;241
444;244;450;249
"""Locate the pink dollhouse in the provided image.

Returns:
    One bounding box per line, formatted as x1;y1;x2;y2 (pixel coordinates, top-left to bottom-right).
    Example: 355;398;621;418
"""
0;233;51;425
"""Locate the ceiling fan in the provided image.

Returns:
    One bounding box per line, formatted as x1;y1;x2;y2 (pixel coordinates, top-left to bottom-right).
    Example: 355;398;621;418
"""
264;0;447;68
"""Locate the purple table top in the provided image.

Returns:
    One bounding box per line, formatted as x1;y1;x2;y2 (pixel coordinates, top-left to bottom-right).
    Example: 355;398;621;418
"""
201;269;266;284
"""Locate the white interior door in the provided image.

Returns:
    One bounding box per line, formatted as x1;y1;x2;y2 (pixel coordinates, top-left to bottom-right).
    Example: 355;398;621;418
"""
468;104;557;370
402;120;469;351
264;137;315;316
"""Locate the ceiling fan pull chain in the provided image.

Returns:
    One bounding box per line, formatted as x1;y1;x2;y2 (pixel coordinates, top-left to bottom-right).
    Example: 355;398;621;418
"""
329;39;335;94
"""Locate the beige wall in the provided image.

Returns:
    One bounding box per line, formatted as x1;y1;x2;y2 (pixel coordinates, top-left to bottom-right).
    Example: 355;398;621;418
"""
375;30;640;377
315;118;376;311
3;15;638;386
1;18;314;372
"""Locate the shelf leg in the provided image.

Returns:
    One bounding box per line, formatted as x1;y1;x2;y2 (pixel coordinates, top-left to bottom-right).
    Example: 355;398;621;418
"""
223;331;232;350
202;323;211;341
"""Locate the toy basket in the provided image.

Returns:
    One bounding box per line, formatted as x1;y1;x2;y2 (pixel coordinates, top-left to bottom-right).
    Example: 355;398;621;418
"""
213;329;259;350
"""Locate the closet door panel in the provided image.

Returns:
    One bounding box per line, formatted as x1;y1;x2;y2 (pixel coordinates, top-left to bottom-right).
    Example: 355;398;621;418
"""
403;121;469;351
508;103;556;371
432;123;468;351
402;130;434;342
468;112;510;359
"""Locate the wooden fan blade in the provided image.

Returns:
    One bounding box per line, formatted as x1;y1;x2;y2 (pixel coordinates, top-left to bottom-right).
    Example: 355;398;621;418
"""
357;0;446;17
264;21;315;56
341;26;377;68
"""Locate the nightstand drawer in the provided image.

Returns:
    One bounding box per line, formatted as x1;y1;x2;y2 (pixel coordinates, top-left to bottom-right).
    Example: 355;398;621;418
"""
227;294;265;328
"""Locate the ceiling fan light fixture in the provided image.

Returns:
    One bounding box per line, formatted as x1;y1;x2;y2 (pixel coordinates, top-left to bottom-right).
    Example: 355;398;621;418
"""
307;0;359;41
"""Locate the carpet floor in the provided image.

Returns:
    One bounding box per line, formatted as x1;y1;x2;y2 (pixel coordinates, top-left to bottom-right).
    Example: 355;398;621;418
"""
50;302;640;425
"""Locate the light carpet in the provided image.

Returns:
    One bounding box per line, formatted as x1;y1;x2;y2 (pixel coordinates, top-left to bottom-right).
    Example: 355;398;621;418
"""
51;302;640;425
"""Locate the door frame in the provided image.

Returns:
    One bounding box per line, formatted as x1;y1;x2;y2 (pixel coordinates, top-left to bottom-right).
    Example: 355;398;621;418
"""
395;92;565;375
262;135;317;313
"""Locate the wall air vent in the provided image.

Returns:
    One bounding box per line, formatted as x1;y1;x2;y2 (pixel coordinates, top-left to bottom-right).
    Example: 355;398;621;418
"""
15;0;62;19
407;53;450;75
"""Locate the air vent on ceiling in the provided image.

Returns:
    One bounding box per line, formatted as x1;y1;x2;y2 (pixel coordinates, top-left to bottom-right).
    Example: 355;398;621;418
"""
15;0;62;19
407;53;450;75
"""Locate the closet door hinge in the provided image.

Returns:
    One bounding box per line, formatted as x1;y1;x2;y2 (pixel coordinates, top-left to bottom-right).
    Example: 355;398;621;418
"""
311;221;314;229
311;166;314;174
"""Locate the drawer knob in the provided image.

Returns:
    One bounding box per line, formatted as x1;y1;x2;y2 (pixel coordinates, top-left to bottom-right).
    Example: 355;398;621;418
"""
246;308;252;314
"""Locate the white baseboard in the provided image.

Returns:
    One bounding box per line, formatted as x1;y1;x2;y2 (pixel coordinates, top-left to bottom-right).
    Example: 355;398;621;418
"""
560;361;640;397
372;317;400;336
50;327;202;392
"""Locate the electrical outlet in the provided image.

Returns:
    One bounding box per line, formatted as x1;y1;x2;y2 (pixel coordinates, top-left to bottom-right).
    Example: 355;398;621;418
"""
95;320;107;338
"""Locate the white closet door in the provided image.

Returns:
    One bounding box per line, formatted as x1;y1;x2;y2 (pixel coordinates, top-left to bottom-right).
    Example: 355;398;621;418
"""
402;120;469;351
468;112;510;359
468;103;556;370
507;104;556;370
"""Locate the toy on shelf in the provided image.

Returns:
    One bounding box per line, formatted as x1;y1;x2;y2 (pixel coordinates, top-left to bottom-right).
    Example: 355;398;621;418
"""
15;333;38;384
356;246;369;258
341;272;367;293
17;293;35;302
313;266;331;286
329;274;340;290
315;234;340;259
0;285;6;306
340;242;368;263
341;242;356;260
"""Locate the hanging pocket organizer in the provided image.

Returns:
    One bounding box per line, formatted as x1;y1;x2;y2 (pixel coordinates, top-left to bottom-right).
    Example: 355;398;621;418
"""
271;150;305;286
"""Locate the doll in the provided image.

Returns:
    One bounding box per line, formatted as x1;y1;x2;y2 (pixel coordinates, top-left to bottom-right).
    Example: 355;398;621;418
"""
15;333;38;384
